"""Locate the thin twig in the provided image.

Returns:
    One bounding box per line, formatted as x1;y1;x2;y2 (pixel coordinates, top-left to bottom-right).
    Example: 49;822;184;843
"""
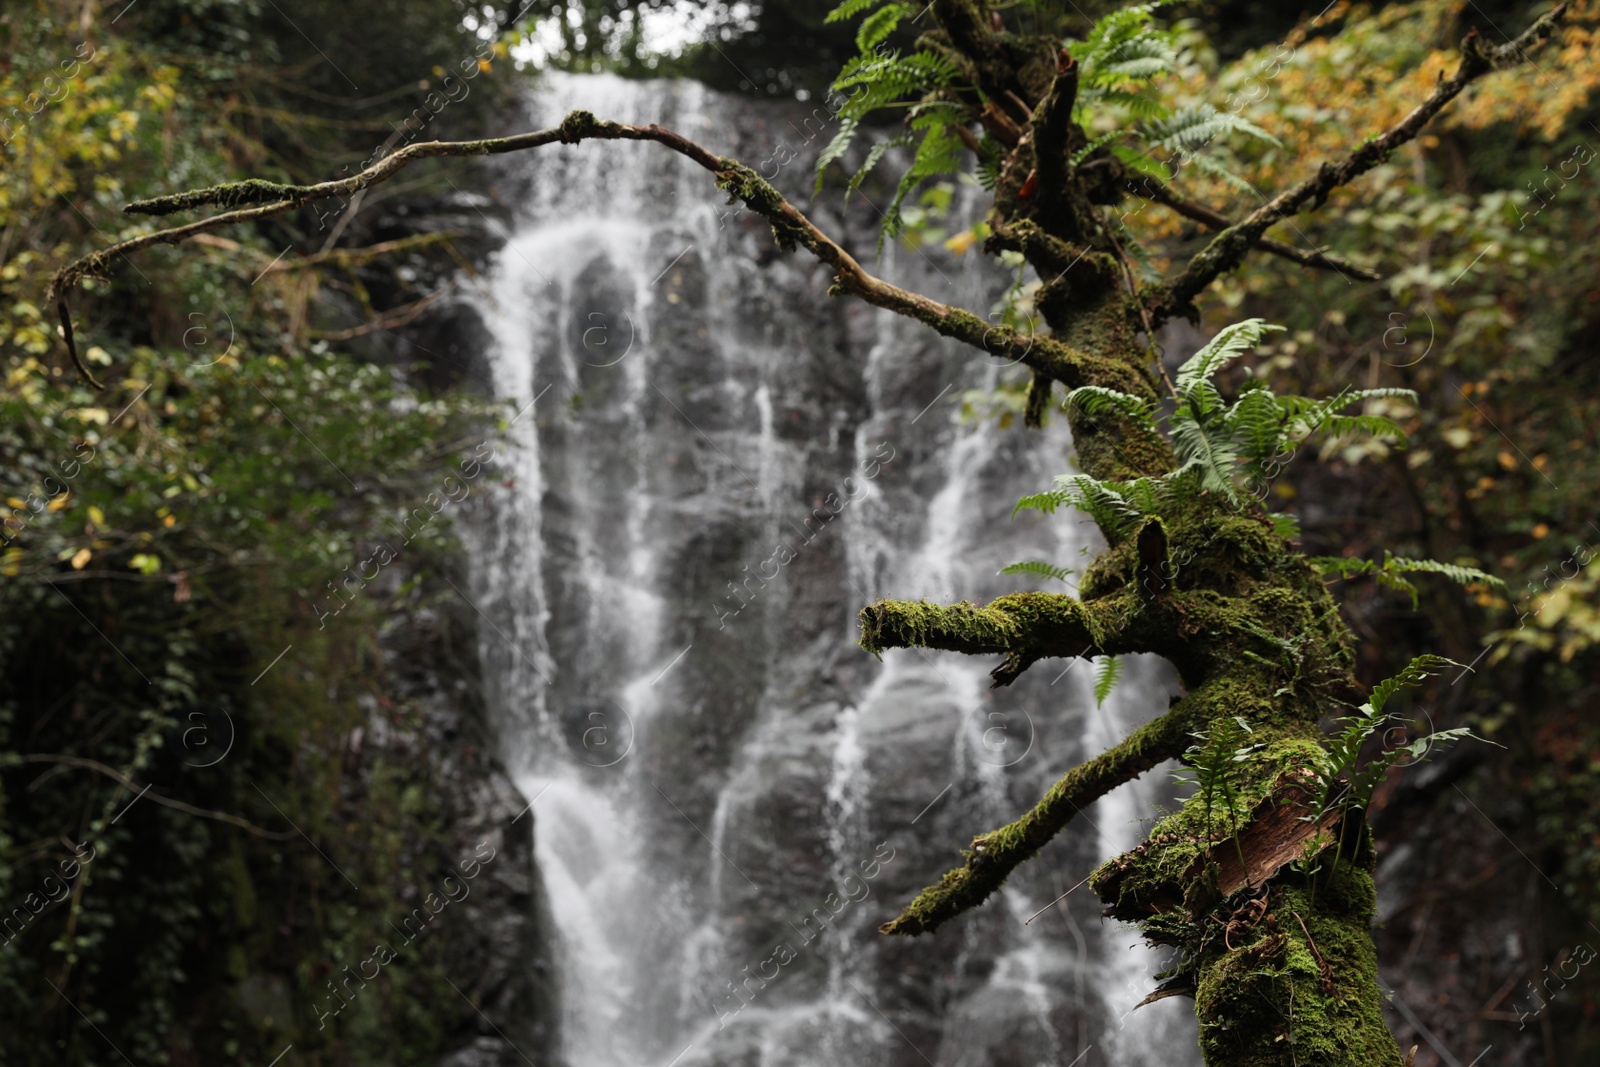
21;754;295;839
1136;179;1381;281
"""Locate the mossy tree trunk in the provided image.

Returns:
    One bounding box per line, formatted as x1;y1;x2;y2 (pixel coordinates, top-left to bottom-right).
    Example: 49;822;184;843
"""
45;2;1573;1063
852;4;1568;1065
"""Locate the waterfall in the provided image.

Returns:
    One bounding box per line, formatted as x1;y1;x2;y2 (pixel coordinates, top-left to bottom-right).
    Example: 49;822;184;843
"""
460;71;1201;1067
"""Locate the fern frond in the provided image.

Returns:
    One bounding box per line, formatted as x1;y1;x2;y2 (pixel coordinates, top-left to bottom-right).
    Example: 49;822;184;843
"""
1014;474;1146;536
1305;653;1482;828
843;134;913;197
1069;131;1125;168
1012;489;1072;516
1175;319;1283;396
881;114;968;249
1223;385;1287;467
825;0;887;24
1383;553;1505;588
813;117;862;194
1093;655;1124;707
1170;424;1240;498
1065;385;1157;425
1370;653;1461;714
1056;474;1144;536
1172;147;1262;194
1314;413;1406;442
856;2;911;50
1310;556;1381;581
1284;386;1416;440
1086;90;1171;122
1144;104;1281;153
999;560;1074;583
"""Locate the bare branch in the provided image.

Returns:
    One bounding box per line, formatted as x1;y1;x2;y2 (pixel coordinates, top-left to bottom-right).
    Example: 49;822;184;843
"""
1135;179;1381;281
47;111;1135;393
1144;5;1569;323
22;754;295;839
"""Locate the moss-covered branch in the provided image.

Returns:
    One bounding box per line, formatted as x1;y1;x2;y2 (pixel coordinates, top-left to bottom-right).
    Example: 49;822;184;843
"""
1145;5;1569;324
858;590;1155;687
880;692;1202;936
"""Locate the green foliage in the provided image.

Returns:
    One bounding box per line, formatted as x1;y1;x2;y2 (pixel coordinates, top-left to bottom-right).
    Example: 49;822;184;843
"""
1093;654;1124;707
0;344;499;1063
1067;1;1276;194
1311;551;1506;609
1174;715;1262;866
1068;0;1183;116
1302;655;1483;826
999;559;1074;583
0;5;513;1061
1012;470;1183;539
1030;319;1415;530
815;0;974;239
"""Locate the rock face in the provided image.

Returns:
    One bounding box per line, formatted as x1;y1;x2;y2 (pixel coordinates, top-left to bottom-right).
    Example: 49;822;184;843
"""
457;72;1203;1067
376;589;558;1066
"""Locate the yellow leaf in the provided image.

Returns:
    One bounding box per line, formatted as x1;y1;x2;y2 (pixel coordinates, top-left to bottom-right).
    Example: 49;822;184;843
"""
5;497;25;510
47;494;71;512
943;229;978;255
71;547;92;569
162;514;176;527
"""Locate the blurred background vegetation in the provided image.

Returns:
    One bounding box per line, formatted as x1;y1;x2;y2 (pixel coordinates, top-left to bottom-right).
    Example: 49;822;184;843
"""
0;0;1595;1063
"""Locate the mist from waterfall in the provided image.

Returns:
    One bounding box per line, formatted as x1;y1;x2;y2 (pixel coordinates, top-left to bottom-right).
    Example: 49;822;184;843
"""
459;71;1201;1067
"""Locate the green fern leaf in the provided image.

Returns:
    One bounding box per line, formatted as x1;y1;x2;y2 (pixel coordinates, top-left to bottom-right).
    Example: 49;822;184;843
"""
1012;489;1072;516
856;2;910;50
1070;131;1125;168
1175;319;1283;396
999;560;1074;583
1370;653;1461;714
1093;655;1124;707
826;0;886;23
1065;385;1157;424
845;134;914;196
814;117;862;194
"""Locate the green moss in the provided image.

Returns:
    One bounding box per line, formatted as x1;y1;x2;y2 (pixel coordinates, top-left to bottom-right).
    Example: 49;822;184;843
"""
124;178;302;216
713;159;814;252
1188;875;1399;1067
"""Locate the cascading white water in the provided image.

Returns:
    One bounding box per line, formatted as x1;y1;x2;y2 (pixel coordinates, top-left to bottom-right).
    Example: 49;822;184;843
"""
461;71;1201;1067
